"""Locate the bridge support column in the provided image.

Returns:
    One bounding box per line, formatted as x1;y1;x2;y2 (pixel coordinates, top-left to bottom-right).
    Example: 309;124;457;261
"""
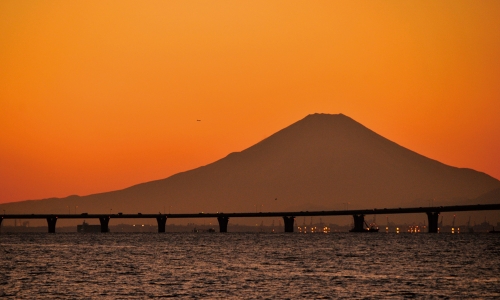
350;214;365;232
46;216;57;233
99;216;110;233
156;215;167;233
283;216;295;233
217;216;229;232
426;212;440;233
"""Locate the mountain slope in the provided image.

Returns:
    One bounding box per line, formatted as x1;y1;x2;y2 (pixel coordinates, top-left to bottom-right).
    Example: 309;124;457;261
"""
2;113;499;216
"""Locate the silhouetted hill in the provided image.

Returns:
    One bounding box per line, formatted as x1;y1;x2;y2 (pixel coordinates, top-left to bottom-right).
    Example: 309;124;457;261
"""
2;114;499;219
474;187;500;204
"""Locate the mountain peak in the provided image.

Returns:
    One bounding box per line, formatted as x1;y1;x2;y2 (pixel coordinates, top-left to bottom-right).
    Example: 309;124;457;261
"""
302;112;351;122
262;113;371;147
293;113;364;131
306;112;346;118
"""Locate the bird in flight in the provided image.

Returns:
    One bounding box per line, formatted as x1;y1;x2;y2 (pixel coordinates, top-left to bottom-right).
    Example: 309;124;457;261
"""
197;120;201;122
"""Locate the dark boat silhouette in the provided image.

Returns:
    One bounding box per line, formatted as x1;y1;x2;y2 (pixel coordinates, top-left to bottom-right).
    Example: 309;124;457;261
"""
77;220;103;233
192;227;215;233
489;226;500;233
349;221;379;232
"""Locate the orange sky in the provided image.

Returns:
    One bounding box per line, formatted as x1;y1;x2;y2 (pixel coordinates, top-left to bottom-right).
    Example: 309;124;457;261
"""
1;1;499;204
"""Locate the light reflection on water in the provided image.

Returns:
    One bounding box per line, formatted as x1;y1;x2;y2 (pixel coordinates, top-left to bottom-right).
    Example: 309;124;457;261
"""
0;233;499;299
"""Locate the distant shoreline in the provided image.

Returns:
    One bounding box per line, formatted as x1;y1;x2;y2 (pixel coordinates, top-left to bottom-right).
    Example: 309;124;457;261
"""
1;222;497;233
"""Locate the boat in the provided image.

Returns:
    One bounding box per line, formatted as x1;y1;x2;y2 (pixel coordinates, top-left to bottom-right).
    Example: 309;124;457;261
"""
489;226;500;233
77;220;103;233
349;226;380;232
192;227;215;233
349;222;379;232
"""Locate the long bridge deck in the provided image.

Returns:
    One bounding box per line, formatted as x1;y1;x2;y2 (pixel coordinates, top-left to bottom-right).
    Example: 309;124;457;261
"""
1;204;499;233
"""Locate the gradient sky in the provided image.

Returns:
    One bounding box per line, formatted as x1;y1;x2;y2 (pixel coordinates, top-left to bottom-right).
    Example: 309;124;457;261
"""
1;1;499;204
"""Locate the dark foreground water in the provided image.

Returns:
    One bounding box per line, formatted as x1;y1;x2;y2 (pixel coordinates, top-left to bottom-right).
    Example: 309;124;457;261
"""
0;233;499;299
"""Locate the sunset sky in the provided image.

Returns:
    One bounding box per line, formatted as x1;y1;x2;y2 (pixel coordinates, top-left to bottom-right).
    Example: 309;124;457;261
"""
1;1;499;204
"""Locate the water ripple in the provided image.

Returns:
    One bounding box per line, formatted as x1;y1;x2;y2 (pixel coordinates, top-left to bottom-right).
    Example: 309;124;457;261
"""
0;233;499;298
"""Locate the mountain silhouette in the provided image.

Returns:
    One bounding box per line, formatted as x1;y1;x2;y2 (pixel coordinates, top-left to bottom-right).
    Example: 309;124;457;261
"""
2;113;499;219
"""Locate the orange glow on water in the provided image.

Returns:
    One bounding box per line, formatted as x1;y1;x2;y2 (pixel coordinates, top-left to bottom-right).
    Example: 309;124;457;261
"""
1;1;499;203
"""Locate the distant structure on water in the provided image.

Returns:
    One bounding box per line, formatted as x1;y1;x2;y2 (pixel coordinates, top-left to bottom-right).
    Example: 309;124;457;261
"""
77;220;104;233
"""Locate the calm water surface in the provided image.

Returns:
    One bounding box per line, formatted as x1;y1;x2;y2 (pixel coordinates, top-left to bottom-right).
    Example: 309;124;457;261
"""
1;233;499;299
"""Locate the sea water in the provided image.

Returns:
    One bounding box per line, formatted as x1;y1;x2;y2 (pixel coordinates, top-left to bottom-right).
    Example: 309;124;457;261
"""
0;233;499;299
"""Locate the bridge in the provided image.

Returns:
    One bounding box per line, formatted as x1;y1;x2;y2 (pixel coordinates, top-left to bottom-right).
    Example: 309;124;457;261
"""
1;204;499;233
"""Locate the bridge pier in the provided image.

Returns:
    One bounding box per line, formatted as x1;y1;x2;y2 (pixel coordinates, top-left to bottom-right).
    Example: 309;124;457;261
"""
283;216;295;232
46;216;57;233
156;215;167;233
350;214;365;232
99;216;110;233
426;212;440;233
217;216;229;232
